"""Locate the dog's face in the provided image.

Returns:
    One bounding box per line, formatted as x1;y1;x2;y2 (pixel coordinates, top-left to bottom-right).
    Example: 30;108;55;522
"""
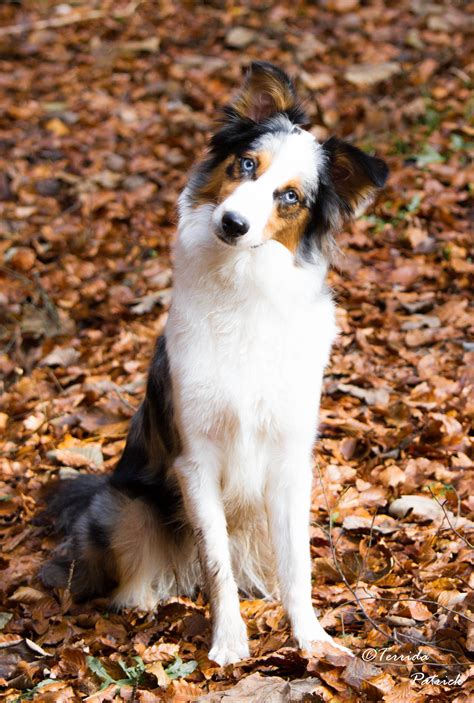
185;62;388;258
208;123;320;252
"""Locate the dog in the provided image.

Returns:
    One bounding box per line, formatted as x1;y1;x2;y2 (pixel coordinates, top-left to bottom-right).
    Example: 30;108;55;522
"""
41;62;388;665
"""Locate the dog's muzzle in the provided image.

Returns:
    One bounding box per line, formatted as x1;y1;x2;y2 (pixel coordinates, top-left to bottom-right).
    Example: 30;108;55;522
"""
217;211;249;245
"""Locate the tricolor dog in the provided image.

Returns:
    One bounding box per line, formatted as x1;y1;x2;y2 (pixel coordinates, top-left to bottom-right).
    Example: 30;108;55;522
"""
42;62;388;665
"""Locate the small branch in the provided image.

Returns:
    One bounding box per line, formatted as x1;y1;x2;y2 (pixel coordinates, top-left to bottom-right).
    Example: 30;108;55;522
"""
66;559;75;593
112;385;138;412
32;272;61;329
315;462;393;643
355;592;473;625
1;265;61;331
0;1;142;39
359;508;377;583
428;487;473;549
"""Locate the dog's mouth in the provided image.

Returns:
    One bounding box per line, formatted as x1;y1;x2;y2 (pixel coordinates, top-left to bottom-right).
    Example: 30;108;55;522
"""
215;230;240;246
215;230;266;250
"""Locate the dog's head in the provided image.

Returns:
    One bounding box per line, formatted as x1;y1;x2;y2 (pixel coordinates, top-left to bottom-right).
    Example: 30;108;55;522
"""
183;62;388;259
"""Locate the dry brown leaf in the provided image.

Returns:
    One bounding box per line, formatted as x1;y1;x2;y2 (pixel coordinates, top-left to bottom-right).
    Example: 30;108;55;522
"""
198;672;324;701
0;2;471;701
345;62;401;85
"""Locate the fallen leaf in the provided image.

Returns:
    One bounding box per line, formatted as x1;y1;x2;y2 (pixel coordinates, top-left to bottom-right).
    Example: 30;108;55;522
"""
40;346;80;367
389;495;474;528
336;383;390;407
198;672;324;701
225;27;256;49
46;117;69;136
345;62;401;85
48;444;104;468
341;655;380;689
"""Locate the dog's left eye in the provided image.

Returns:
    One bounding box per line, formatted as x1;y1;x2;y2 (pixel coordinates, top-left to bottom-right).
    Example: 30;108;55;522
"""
281;189;299;204
240;157;256;175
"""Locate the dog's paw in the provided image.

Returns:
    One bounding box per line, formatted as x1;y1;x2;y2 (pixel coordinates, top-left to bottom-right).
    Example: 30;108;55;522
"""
299;634;353;657
209;622;250;666
295;621;353;658
111;588;157;613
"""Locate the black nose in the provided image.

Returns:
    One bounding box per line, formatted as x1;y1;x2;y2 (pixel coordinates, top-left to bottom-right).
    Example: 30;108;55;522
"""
221;211;249;237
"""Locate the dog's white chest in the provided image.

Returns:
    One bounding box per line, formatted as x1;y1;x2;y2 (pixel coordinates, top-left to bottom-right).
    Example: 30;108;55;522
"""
167;238;336;508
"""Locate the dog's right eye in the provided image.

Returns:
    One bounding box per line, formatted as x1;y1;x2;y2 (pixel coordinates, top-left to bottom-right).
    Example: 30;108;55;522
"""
240;157;256;175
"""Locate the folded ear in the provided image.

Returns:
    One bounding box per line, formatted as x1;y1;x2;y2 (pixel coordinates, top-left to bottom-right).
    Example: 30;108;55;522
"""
231;61;304;124
324;137;388;219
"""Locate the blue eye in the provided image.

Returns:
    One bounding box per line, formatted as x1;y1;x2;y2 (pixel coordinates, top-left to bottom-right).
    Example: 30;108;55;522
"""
240;157;256;175
281;189;299;204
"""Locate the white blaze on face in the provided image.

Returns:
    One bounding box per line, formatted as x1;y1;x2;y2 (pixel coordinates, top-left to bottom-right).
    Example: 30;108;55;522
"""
212;128;323;249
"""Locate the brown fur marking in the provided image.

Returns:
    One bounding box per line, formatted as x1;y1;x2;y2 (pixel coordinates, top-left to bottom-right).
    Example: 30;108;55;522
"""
263;179;309;253
194;156;234;204
194;151;274;206
233;72;295;122
331;149;378;211
264;206;310;253
111;498;163;609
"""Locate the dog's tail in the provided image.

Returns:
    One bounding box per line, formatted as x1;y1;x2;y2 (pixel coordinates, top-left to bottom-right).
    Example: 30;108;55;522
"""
40;474;118;598
43;474;107;534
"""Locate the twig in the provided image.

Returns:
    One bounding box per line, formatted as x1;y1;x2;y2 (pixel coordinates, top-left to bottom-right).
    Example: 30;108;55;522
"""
0;264;32;286
46;368;64;393
112;385;138;412
392;630;466;660
0;1;142;38
0;265;61;330
359;508;377;583
355;592;474;624
428;487;473;549
315;462;393;643
66;559;76;593
32;272;61;329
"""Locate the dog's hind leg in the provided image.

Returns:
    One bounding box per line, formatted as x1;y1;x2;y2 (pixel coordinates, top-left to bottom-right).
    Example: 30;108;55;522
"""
110;497;176;611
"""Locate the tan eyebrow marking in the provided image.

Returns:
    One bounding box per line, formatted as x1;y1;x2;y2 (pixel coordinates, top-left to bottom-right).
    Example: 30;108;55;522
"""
263;177;310;253
193;149;276;206
273;179;304;200
253;150;273;177
193;156;236;204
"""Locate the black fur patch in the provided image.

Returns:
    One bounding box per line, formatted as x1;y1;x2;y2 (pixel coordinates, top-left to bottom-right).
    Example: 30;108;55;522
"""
88;517;110;550
301;139;388;258
40;475;114;598
110;335;184;531
43;474;108;535
41;335;186;601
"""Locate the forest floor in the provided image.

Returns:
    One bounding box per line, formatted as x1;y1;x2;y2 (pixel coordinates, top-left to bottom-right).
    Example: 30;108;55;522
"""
0;1;473;701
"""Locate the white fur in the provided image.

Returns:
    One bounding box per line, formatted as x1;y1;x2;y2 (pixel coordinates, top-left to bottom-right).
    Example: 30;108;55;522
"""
163;130;351;665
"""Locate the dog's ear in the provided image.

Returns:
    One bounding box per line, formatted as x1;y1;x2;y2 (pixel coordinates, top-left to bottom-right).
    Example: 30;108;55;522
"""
231;62;300;123
324;137;388;218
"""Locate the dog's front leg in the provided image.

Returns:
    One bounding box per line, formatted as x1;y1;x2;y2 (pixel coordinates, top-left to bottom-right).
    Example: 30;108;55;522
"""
174;452;249;666
266;452;352;656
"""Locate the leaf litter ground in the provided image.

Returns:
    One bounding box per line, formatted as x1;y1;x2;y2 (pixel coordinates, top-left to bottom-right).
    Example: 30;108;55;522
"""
0;1;472;701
